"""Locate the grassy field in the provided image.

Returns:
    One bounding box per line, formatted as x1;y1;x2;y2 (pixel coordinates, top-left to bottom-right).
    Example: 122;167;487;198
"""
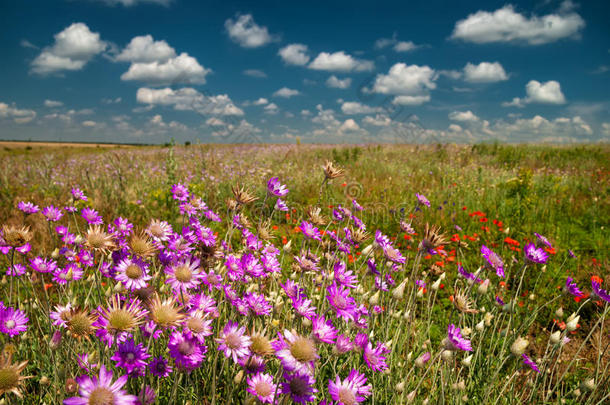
0;143;608;404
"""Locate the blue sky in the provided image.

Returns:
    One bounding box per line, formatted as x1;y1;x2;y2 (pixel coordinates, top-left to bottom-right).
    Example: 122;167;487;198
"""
0;0;609;143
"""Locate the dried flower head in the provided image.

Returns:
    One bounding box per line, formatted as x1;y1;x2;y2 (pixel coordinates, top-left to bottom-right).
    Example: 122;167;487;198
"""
149;294;185;329
306;206;327;226
85;225;115;252
1;225;32;248
350;227;369;244
0;349;30;398
257;220;275;241
232;185;258;205
323;161;344;180
419;224;448;252
66;309;98;340
128;232;156;258
453;290;479;314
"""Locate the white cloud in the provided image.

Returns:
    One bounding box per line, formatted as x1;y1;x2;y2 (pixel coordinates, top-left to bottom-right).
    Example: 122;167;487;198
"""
326;75;351;89
309;51;374;72
371;64;436;100
278;44;310;65
264;103;279;114
101;97;122;104
206;117;225;126
121;53;210;85
449;110;479;122
31;23;107;74
273;87;300;98
341;101;382;115
493;114;594;141
44;99;63;108
503;80;566;106
392;95;431;106
136;87;244;116
339;119;360;132
0;102;37;124
602;123;610;137
393;41;418;52
115;35;176;63
300;109;311;116
362;114;392;126
448;124;463;132
451;4;585;45
253;98;268;105
225;14;275;48
463;62;508;83
82;120;97;127
243;69;267;78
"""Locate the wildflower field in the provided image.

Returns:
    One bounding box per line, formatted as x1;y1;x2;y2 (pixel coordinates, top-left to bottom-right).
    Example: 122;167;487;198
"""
0;142;608;404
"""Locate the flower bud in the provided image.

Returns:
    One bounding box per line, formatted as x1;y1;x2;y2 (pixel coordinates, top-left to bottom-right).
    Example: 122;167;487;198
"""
431;278;441;291
441;350;453;362
581;378;595;391
369;291;380;305
566;314;580;332
510;337;529;356
392;280;407;300
555;307;564;318
234;370;244;384
462;354;473;367
406;390;416;403
396;381;405;393
414;352;431;368
477;279;490;295
50;330;62;350
283;240;292;252
550;331;562;345
361;244;373;256
475;320;485;332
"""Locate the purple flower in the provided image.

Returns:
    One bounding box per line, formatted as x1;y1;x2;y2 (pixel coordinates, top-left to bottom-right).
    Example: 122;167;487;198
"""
215;321;251;363
415;193;431;207
445;324;472;351
564;277;583;298
311;315;337;344
171;183;189;202
63;365;137;405
328;369;372;405
363;341;390;372
326;282;357;322
534;232;552;249
267;177;289;197
0;306;28;337
247;372;277;404
111;339;150;376
591;279;610;303
148;356;172;377
481;245;504;278
458;264;482;283
300;221;322;242
81;207;103;225
42;205;63;222
522;354;540;373
292;294;317;319
6;263;26;277
71;187;88;201
272;330;319;375
495;296;506;306
334;261;357;289
524;243;548;264
164;259;203;293
275;198;289;212
18;201;39;214
115;258;151;291
335;334;353;354
281;371;317;404
245;292;273;316
53;263;83;285
168;330;206;371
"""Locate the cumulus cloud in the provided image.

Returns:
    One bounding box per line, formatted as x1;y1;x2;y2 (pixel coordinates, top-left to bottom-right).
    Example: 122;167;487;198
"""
339;119;360;132
362;114;392;126
273;87;300;98
393;41;419;52
206;117;225;126
326;75;351;89
243;69;267;78
121;53;211;85
309;51;374;72
31;23;107;75
451;4;585;45
225;14;275;48
264;103;279;114
278;44;310;65
0;102;37;123
44;99;63;108
493;114;594;142
115;35;176;63
370;63;436;105
82;120;97;127
341;101;383;115
136;87;243;116
253;98;268;106
449;110;479;122
503;80;566;107
463;62;508;83
374;35;421;52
